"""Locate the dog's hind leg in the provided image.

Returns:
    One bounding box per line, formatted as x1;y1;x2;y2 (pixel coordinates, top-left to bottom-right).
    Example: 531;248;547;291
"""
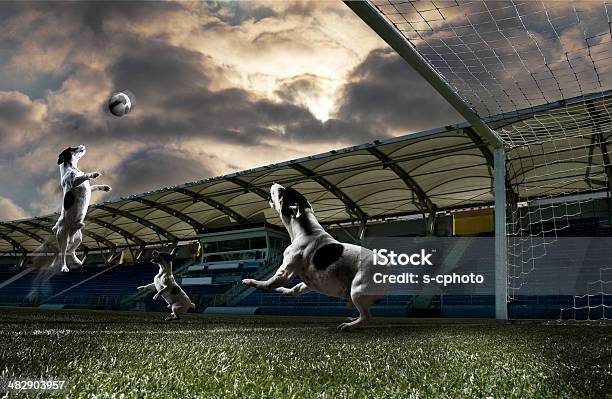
344;300;358;322
69;230;83;266
173;303;190;316
336;293;379;332
165;313;179;321
56;227;70;273
166;305;182;321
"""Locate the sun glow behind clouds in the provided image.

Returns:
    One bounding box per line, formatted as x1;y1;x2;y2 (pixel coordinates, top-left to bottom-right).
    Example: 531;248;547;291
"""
181;1;383;123
308;95;335;122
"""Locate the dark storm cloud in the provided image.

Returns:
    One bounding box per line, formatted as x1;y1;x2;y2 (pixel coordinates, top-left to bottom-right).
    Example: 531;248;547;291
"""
107;37;212;101
335;48;462;133
101;35;382;145
0;1;188;101
0;1;185;34
47;112;100;144
282;1;317;18
4;32;451;164
0;95;37;127
108;146;216;198
101;35;274;144
274;74;325;104
2;2;420;154
105;84;377;146
0;0;466;221
0;92;45;146
285;117;385;144
271;73;389;142
0;1;187;66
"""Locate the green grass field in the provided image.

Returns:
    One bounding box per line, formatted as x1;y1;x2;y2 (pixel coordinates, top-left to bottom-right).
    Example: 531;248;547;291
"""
0;308;610;398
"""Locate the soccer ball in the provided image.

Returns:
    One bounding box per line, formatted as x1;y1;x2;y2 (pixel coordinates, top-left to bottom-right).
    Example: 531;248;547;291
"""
108;91;132;117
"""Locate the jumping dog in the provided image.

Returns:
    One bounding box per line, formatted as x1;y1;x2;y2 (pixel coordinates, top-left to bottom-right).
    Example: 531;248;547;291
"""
138;250;196;321
52;145;110;272
242;183;383;331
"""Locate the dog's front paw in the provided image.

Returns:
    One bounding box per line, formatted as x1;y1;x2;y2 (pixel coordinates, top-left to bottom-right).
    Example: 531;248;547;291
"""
241;279;255;287
61;265;70;273
137;286;145;291
102;185;112;192
90;172;101;179
153;294;159;300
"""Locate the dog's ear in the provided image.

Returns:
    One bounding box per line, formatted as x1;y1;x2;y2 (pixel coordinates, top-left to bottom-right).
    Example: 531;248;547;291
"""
57;148;72;165
289;204;304;219
282;187;311;219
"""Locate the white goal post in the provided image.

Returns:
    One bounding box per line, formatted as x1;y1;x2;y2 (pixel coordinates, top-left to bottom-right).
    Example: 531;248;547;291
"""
346;0;509;320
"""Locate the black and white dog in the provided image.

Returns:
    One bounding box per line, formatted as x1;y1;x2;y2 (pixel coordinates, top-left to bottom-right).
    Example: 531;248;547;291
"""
242;183;383;331
138;250;196;321
52;145;111;272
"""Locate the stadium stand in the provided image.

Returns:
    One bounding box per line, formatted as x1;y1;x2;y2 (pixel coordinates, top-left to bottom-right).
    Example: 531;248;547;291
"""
48;262;165;309
0;203;609;317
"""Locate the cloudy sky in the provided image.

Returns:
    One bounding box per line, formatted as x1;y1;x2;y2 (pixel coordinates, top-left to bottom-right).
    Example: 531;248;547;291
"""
0;1;463;221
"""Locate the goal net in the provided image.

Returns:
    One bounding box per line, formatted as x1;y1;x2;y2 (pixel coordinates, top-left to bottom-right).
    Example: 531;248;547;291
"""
362;0;612;319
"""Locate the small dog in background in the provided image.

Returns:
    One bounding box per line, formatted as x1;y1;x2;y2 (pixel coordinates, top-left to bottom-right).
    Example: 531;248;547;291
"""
52;145;111;272
138;250;195;321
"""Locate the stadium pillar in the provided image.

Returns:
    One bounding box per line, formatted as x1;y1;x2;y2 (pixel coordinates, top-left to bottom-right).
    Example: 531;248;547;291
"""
136;244;146;261
494;147;508;321
358;219;368;241
81;249;89;266
105;250;118;265
426;212;436;236
18;252;27;268
170;240;179;256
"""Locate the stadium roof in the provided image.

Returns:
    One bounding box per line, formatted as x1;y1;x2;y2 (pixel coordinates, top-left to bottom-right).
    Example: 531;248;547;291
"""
1;92;611;254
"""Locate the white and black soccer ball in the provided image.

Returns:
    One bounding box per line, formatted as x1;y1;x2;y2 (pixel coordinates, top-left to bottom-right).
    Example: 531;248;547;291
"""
108;91;133;117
